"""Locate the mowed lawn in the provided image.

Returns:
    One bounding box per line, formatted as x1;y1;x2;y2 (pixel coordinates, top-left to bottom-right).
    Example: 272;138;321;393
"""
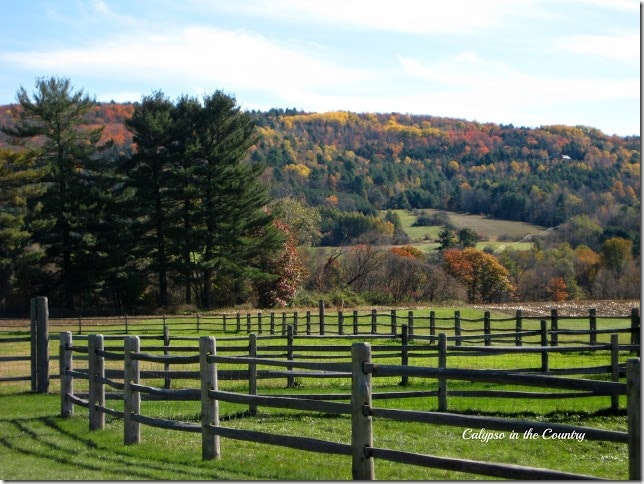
0;319;633;481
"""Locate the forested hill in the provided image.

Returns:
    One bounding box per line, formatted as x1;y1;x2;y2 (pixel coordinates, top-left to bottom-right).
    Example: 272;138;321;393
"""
250;110;640;229
1;103;640;228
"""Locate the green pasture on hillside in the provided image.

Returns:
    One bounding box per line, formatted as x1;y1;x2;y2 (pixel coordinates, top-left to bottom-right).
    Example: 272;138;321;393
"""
388;208;547;253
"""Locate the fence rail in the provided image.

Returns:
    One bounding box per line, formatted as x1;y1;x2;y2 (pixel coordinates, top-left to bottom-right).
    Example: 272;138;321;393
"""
3;299;639;343
57;328;641;480
5;298;639;392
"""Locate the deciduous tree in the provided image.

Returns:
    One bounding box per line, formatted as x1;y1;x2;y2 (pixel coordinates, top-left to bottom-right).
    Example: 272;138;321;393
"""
443;248;514;303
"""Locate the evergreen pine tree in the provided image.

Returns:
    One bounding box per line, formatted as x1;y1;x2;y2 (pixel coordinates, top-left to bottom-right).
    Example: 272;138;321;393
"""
190;91;283;308
2;77;111;309
0;149;46;311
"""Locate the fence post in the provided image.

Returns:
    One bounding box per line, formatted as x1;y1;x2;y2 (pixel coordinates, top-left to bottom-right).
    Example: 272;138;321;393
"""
59;331;74;418
30;298;37;392
400;324;409;386
125;314;129;335
438;333;447;411
515;310;523;347
589;308;597;346
454;310;461;347
540;320;549;373
306;311;311;335
293;311;298;335
390;310;397;336
32;296;49;393
353;310;359;335
236;312;241;333
246;313;251;334
319;300;325;335
611;334;620;411
484;311;491;346
249;333;257;416
371;309;377;334
36;296;49;393
223;314;227;333
281;312;287;336
351;342;374;480
257;312;262;335
163;326;171;389
286;325;295;388
338;311;344;336
630;308;640;356
77;314;82;335
627;358;641;480
88;334;105;430
200;336;220;460
270;312;276;335
124;336;140;445
550;309;558;346
407;311;414;339
429;311;436;343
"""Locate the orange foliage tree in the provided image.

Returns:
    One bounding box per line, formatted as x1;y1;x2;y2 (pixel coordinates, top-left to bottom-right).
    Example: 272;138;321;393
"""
443;248;514;303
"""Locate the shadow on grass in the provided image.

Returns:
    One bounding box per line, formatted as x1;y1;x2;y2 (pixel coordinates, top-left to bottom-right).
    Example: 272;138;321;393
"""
0;415;235;480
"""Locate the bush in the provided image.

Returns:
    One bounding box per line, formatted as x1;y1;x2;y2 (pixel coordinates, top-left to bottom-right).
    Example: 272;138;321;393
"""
413;210;451;227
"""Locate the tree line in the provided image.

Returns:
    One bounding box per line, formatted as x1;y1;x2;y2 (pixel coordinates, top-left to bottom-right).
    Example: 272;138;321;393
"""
0;78;295;313
0;78;639;314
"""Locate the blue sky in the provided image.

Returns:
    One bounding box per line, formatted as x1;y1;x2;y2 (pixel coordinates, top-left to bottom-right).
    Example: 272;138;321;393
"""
0;0;639;135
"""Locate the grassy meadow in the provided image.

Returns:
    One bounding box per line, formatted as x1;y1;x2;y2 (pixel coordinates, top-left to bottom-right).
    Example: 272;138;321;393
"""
389;208;547;253
0;305;635;480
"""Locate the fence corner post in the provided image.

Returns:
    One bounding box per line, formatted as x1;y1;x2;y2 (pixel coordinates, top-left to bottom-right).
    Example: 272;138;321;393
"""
124;335;140;445
88;334;105;430
31;296;49;393
627;358;641;480
351;342;374;480
59;331;74;418
200;335;220;460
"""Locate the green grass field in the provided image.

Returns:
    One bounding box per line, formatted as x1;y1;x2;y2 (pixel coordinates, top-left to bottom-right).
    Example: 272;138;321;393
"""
0;307;635;480
388;208;547;253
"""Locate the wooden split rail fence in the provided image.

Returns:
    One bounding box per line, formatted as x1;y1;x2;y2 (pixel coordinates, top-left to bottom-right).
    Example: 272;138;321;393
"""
59;330;641;480
2;297;640;392
38;302;641;347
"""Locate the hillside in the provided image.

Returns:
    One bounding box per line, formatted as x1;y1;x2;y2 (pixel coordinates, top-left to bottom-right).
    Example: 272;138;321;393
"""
1;103;639;231
250;110;640;229
0;100;639;311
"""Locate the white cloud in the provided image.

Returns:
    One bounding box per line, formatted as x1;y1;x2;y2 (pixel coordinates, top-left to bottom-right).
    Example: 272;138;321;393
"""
207;0;539;35
392;52;639;131
553;32;639;63
0;26;370;100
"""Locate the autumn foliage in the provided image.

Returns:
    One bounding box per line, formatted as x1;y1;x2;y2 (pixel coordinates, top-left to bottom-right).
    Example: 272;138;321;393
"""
443;248;514;303
255;220;307;308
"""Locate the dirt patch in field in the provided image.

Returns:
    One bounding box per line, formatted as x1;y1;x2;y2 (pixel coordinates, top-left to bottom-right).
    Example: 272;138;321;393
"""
469;299;640;317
